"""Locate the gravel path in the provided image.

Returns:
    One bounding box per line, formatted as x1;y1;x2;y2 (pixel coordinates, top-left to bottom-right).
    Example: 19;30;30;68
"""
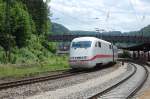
27;63;133;99
0;63;119;99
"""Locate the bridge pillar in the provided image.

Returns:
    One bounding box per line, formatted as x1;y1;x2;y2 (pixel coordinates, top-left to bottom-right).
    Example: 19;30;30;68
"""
133;51;136;59
143;51;146;60
148;51;150;61
137;51;140;59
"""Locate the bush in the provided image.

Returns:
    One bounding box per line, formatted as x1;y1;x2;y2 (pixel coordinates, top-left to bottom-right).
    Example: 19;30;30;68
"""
11;48;38;64
42;41;57;53
0;46;5;63
118;50;131;58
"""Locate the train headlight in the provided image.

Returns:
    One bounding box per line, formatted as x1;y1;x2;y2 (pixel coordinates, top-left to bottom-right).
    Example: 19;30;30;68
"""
84;56;87;59
71;57;74;59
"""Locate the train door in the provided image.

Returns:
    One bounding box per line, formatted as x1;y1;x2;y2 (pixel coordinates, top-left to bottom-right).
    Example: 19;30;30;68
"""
112;45;114;62
94;41;101;64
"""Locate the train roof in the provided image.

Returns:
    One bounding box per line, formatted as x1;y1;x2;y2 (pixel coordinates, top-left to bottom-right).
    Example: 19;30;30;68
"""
72;37;111;45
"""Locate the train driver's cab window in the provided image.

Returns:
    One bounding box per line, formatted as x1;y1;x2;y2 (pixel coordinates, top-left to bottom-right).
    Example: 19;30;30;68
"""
72;41;92;48
95;42;101;48
95;42;98;47
109;45;112;49
98;42;101;48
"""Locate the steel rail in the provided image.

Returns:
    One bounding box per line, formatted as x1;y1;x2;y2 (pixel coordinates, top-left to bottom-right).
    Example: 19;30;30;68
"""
0;69;87;90
89;63;137;99
0;63;118;90
127;64;149;99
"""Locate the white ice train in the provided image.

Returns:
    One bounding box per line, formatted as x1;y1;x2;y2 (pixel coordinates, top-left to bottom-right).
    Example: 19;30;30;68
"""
69;37;118;69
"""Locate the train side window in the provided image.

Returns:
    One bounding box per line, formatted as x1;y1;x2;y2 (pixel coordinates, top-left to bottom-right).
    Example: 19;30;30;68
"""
95;42;97;47
98;42;101;48
109;45;112;49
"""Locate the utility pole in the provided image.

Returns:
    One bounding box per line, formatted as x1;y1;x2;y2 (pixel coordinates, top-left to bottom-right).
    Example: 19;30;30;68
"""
95;28;104;39
95;28;100;39
99;29;105;39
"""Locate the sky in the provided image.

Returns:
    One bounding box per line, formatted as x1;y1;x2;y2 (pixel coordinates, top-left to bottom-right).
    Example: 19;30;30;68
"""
49;0;150;32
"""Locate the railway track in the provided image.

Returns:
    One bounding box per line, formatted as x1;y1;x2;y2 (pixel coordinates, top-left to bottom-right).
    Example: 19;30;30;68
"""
0;69;88;90
89;63;148;99
127;65;148;99
0;63;117;90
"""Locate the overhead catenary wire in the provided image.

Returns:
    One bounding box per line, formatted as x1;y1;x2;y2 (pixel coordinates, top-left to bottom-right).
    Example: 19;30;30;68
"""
50;1;116;31
50;0;147;32
128;0;146;37
51;8;99;30
50;0;110;31
128;0;140;23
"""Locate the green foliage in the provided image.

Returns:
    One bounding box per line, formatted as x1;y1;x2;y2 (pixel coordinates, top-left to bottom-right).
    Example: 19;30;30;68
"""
10;1;33;48
0;55;69;78
42;41;57;53
125;25;150;37
0;0;15;51
0;0;5;33
0;46;5;63
21;0;50;35
0;0;54;64
7;34;54;64
0;0;16;63
140;25;150;37
11;48;37;64
0;0;69;79
118;50;131;58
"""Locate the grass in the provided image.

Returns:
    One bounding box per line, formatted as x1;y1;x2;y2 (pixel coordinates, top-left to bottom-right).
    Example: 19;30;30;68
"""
0;55;70;79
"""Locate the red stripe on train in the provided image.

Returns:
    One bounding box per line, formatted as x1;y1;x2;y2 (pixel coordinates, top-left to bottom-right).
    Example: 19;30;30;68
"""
69;54;113;62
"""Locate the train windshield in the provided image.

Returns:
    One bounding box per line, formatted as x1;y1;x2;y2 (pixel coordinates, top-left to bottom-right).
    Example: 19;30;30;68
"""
72;41;92;48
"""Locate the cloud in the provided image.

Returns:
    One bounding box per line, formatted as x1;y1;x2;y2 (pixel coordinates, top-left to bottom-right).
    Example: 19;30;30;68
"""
49;0;150;32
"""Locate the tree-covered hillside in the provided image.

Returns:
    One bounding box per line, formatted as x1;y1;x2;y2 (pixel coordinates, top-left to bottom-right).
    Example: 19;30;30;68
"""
71;30;122;36
124;25;150;36
52;23;70;34
140;25;150;36
0;0;56;64
51;22;123;36
52;22;150;37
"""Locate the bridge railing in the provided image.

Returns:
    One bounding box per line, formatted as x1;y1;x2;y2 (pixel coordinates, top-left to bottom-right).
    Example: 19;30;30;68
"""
48;34;150;43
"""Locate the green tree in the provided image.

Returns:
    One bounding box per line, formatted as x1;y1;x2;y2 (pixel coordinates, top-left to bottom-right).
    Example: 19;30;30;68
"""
10;1;34;48
0;0;15;62
119;50;131;58
0;0;35;62
21;0;50;36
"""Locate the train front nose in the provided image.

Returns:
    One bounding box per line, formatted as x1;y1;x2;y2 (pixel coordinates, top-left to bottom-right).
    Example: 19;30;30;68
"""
69;40;93;68
69;56;93;68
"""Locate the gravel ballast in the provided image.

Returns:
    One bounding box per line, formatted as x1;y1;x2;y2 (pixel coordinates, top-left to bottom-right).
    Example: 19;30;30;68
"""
133;65;150;99
98;63;147;99
0;63;120;99
27;63;133;99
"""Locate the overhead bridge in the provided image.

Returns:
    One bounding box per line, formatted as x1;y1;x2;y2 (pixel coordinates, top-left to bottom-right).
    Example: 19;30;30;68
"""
48;34;150;60
48;34;150;43
122;43;150;51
